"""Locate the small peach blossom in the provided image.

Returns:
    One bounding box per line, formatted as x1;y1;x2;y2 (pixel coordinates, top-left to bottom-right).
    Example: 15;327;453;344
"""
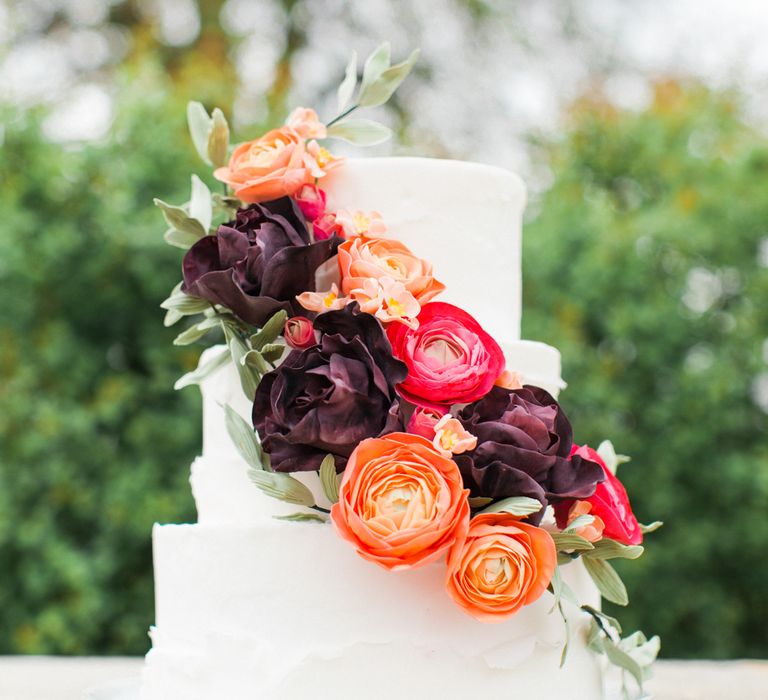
432;415;477;457
495;369;524;390
350;276;420;328
296;283;348;314
563;500;605;543
335;209;388;238
305;140;345;179
286;107;326;139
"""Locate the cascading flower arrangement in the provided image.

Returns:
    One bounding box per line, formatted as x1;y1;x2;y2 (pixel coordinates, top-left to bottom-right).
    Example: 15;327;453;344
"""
155;43;661;699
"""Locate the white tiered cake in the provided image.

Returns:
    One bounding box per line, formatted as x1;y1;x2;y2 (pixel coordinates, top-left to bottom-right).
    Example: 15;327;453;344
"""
139;158;605;699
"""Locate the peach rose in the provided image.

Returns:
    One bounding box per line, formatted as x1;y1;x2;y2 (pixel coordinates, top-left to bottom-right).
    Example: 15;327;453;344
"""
338;235;445;306
214;126;312;203
561;500;605;543
445;513;556;622
331;432;470;571
286;107;326;139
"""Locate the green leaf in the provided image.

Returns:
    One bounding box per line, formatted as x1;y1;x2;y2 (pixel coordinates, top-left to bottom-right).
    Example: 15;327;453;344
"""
160;292;210;315
337;50;358;112
599;636;646;690
551;532;595;552
154;198;206;238
581;604;623;635
358;48;419;107
260;342;285;364
212;192;240;217
319;454;339;504
468;496;494;508
326;118;392;146
597;439;631;474
250;310;288;350
565;513;595;532
584;538;644;561
174;346;230;390
187;101;212;164
163;227;201;250
189;175;212;231
583;557;629;606
242;349;271;374
223;403;265;471
359;42;391;98
248;469;316;507
479;496;543;516
172;317;219;346
224;325;260;401
274;511;328;524
639;521;663;534
208;108;230;168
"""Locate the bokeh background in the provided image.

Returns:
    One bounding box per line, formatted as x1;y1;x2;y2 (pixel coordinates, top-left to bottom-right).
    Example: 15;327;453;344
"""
1;0;767;659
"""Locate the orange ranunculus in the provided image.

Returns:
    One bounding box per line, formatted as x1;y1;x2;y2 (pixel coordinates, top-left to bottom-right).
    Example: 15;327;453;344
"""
214;126;312;203
338;235;446;307
331;432;470;571
445;512;556;622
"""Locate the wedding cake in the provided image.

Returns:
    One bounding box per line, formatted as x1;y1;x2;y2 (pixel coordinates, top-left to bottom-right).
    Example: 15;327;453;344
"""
139;44;658;700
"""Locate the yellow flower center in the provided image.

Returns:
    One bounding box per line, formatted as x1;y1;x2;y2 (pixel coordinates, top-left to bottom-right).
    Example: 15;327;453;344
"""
387;297;404;316
353;212;371;233
323;291;337;308
438;429;459;452
316;146;333;168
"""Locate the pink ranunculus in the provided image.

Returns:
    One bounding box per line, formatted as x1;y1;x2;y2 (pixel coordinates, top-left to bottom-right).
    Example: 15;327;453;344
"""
406;405;446;439
293;184;327;223
386;302;506;408
284;316;316;349
313;212;344;241
554;444;643;546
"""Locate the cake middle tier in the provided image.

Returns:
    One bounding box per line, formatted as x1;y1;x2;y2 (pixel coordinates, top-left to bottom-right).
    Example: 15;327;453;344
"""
144;520;604;700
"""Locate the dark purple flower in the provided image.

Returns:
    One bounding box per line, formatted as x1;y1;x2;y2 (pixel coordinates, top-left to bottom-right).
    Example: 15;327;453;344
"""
182;197;340;327
253;305;407;472
455;386;604;522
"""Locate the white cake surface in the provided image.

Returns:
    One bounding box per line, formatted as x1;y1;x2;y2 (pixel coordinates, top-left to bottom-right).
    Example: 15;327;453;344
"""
140;157;603;699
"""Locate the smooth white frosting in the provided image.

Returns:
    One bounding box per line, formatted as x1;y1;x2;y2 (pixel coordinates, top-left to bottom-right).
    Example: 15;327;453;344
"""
140;522;604;700
141;157;603;700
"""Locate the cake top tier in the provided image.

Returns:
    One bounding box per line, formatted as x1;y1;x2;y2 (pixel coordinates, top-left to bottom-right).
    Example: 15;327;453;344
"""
323;157;526;343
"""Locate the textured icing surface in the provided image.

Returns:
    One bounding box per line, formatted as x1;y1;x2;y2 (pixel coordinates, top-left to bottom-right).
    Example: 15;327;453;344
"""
140;522;604;700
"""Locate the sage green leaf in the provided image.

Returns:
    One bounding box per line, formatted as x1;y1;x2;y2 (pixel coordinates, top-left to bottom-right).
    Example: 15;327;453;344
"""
274;511;328;524
597;439;631;474
583;557;629;606
359;42;391;98
639;521;663;534
468;496;493;508
160;292;210;315
585;538;644;561
250;310;288;350
172;317;219;346
319;454;339;504
154;198;206;238
358;48;420;107
260;342;285;364
242;349;271;375
557;552;576;566
551;532;595;552
600;636;645;690
248;469;315;507
212;192;240;216
480;496;543;516
621;632;660;669
164;307;183;327
163;227;200;250
565;513;595;532
208;108;230;168
174;346;230;390
337;50;358;112
189;175;212;231
187;101;212;164
224;326;260;400
326;118;392;146
223;403;264;471
580;604;623;634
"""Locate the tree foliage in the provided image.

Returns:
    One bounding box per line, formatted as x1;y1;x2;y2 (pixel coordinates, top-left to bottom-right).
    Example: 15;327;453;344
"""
524;81;768;658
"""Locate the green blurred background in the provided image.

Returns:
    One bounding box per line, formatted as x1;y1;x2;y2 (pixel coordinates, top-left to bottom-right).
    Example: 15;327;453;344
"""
1;0;766;659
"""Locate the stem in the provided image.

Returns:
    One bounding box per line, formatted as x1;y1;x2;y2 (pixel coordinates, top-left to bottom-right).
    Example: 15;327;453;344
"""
311;505;331;514
326;104;358;128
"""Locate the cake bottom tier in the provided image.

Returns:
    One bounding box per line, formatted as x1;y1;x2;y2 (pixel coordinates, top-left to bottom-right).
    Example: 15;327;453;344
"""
140;521;605;700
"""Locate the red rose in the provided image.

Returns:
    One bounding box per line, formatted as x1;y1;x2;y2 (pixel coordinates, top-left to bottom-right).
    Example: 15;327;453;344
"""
386;301;505;408
554;445;642;545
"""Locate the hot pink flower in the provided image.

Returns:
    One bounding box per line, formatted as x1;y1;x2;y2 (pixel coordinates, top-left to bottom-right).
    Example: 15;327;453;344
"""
406;406;446;440
293;184;327;223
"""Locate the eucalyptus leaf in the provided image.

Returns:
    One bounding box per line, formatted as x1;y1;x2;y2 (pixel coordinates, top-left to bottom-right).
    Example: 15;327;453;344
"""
242;349;271;375
585;538;644;561
248;469;316;507
639;521;663;534
160;292;210;315
223;403;265;471
208;108;230;168
359;42;391;97
163;227;201;250
189;175;212;231
599;636;646;691
251;310;288;350
187;101;212;164
479;496;543;516
337;50;358;112
154;198;206;238
260;342;285;364
319;454;339;504
326;118;392;146
274;511;328;524
224;325;260;400
583;557;629;606
357;48;420;107
551;532;595;552
172;317;219;346
174;346;230;390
